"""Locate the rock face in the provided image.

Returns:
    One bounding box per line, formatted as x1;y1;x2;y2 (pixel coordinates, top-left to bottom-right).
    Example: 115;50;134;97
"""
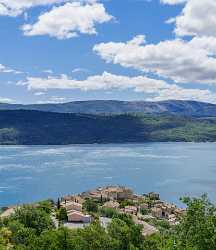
1;100;216;117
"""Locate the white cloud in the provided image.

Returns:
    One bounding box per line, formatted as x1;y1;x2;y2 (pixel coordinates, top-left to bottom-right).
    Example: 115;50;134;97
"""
43;69;53;74
148;85;216;104
72;68;91;73
17;71;216;103
0;64;23;74
0;97;14;103
166;0;216;37
18;71;169;92
34;92;46;96
21;2;113;39
0;0;73;16
93;35;216;85
160;0;187;5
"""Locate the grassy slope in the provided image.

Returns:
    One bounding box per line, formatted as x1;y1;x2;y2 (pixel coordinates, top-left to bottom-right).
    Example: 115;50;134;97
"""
1;110;216;144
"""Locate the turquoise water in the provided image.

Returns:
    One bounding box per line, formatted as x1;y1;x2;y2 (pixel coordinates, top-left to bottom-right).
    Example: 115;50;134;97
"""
0;143;216;207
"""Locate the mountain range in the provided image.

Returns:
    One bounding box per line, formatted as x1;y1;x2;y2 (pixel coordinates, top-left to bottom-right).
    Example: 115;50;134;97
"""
1;100;216;117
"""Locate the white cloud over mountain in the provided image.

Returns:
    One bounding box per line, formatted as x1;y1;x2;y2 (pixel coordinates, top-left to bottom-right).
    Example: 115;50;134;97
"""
18;72;216;103
21;1;113;39
19;72;169;92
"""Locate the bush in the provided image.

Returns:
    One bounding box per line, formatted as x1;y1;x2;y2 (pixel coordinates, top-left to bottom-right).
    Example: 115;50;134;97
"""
99;207;118;218
83;199;98;213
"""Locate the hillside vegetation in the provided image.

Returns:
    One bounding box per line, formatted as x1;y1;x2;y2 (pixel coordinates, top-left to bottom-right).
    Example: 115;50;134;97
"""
1;110;216;144
0;195;215;249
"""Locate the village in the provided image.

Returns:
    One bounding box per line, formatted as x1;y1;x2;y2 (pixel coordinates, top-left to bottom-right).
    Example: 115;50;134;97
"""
59;186;185;236
0;186;185;237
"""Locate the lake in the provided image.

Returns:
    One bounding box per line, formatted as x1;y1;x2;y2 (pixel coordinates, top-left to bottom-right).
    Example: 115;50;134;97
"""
0;143;216;207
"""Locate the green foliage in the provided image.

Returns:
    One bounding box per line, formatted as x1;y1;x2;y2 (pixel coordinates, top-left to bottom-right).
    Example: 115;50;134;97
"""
119;200;135;209
83;199;98;213
12;205;53;235
99;207;118;218
38;200;54;214
57;208;68;222
2;110;216;144
2;194;216;249
107;218;143;250
176;194;216;250
140;208;149;215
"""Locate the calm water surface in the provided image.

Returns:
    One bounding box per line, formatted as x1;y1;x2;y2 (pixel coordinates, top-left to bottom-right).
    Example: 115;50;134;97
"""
0;143;216;207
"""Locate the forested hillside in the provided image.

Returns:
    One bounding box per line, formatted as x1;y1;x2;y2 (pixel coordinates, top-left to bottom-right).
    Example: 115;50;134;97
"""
1;110;216;144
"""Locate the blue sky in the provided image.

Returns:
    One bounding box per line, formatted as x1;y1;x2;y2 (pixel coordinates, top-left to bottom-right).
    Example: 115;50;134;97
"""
1;0;216;104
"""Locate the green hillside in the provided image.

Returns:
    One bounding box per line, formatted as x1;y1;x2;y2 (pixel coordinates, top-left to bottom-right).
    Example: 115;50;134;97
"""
1;110;216;144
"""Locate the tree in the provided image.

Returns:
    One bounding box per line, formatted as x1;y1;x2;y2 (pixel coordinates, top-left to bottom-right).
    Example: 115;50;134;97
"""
0;227;12;248
57;199;61;210
83;199;98;213
13;205;53;235
176;194;216;250
38;200;53;214
57;208;68;222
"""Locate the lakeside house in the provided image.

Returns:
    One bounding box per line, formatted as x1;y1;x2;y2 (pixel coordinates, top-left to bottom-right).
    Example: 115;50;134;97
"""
62;201;82;212
61;200;92;223
67;211;91;223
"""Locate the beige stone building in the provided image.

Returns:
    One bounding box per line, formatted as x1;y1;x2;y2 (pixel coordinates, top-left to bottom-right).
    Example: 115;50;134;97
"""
62;201;83;212
80;186;133;201
151;203;176;219
124;206;138;215
67;211;91;223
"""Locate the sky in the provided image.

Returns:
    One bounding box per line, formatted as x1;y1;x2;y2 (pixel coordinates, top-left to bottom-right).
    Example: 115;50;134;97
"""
1;0;216;104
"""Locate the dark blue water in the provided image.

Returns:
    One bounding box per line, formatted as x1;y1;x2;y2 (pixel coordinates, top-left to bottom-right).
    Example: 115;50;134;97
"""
0;143;216;207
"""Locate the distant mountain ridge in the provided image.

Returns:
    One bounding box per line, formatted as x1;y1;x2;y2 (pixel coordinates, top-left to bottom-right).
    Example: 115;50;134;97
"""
1;100;216;117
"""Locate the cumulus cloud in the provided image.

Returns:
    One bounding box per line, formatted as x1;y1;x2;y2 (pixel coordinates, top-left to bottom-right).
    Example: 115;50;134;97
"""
93;35;216;85
21;2;113;39
148;85;216;104
17;71;216;103
0;0;95;17
165;0;216;37
18;71;169;92
0;0;70;16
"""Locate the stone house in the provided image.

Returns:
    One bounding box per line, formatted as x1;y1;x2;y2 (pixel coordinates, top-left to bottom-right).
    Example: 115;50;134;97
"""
67;211;91;223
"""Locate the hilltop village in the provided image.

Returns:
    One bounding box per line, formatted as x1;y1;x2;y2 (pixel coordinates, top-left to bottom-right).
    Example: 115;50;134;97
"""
57;186;185;236
2;186;215;249
1;186;185;237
